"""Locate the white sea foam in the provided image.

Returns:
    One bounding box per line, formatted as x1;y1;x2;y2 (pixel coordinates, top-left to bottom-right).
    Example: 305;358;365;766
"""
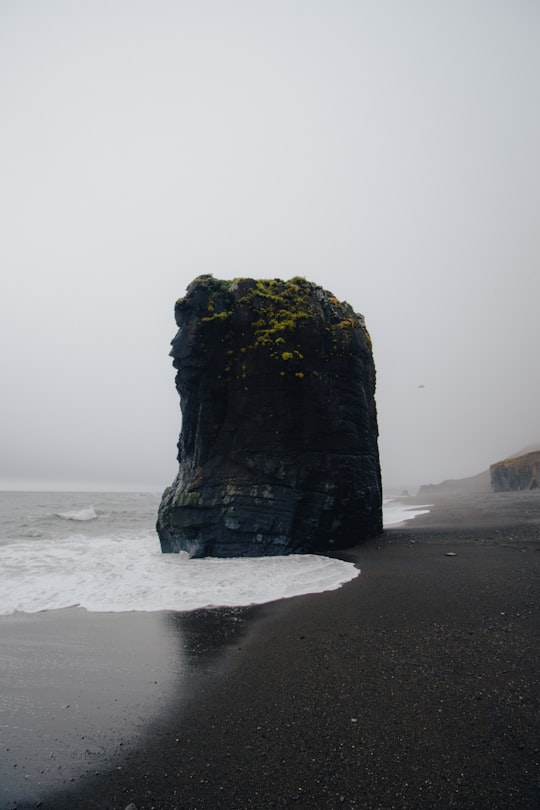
56;506;98;521
0;531;359;615
0;492;429;617
383;498;431;526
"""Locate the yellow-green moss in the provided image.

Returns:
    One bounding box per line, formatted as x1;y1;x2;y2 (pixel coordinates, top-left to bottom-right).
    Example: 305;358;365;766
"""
186;274;368;374
201;310;232;323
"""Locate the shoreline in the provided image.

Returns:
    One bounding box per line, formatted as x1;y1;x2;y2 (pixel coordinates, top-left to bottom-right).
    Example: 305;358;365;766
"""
387;489;540;531
3;491;539;810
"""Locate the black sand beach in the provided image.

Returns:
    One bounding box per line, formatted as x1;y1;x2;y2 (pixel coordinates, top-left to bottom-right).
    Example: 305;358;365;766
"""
4;491;539;810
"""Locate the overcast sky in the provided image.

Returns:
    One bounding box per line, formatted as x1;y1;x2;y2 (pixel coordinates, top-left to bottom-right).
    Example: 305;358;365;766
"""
1;0;538;492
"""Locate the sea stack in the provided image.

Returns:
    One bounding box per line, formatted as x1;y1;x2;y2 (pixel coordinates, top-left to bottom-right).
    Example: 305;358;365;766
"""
157;275;382;557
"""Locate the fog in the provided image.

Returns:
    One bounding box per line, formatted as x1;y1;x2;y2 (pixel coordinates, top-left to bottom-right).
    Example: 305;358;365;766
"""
1;0;538;492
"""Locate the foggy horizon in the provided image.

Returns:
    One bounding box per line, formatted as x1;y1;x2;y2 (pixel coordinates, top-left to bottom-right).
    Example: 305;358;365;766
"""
1;1;539;494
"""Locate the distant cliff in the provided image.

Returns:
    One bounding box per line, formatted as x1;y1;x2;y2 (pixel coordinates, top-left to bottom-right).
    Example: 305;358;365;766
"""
418;469;491;496
490;451;540;492
157;275;382;557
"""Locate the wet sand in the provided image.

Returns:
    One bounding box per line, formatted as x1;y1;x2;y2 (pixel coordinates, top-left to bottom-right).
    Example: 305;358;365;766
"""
4;491;540;810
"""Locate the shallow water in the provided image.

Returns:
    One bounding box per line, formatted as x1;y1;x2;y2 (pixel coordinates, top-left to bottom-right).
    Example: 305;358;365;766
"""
0;491;429;616
0;491;360;615
382;497;432;527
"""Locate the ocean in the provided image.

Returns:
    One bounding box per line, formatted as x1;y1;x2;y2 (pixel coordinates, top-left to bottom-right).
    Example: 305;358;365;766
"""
0;491;429;616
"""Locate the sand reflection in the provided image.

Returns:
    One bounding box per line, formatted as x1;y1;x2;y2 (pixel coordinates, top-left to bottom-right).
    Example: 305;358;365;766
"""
0;608;183;807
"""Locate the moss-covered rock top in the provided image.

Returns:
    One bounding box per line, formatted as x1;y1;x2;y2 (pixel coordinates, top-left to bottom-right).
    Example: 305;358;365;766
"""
174;275;371;370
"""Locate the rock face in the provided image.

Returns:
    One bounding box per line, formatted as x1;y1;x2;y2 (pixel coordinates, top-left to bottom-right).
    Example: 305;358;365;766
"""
490;451;540;492
157;275;382;557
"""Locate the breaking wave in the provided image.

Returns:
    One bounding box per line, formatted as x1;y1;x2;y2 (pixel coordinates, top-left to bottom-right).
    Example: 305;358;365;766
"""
56;506;98;521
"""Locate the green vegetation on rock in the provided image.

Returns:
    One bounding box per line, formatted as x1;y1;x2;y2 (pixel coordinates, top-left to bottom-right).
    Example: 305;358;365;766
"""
179;274;370;377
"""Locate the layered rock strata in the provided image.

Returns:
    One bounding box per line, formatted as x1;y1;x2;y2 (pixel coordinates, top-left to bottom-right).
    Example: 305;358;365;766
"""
490;451;540;492
157;275;382;557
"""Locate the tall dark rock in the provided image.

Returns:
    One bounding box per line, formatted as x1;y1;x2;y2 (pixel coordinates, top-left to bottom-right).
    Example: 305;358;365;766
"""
157;275;382;557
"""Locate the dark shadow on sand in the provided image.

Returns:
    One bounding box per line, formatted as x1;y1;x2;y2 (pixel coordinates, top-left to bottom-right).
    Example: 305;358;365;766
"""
0;605;262;810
